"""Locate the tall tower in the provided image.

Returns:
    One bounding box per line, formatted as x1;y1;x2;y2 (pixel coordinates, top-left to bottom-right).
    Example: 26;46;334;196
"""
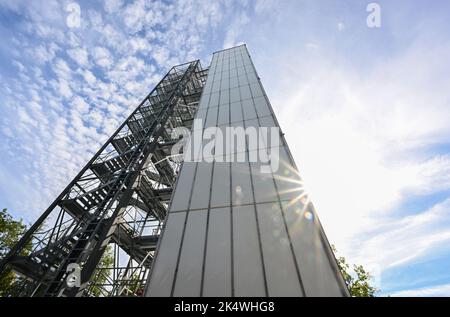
0;45;349;297
145;45;349;297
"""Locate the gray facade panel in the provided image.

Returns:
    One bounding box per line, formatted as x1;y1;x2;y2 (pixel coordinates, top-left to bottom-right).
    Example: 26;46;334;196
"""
211;162;231;208
190;162;212;210
169;162;196;212
254;96;272;117
205;106;218;128
257;202;304;296
203;207;232;297
218;103;230;125
233;205;266;297
242;99;257;120
230;101;243;123
146;45;348;297
172;210;207;296
147;212;186;296
250;161;278;203
231;162;253;206
282;201;344;296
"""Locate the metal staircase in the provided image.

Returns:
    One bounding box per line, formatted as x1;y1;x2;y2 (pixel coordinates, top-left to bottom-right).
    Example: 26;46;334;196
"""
0;60;208;296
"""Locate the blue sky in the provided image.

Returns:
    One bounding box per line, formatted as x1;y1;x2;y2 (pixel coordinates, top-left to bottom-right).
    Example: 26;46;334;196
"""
1;0;450;296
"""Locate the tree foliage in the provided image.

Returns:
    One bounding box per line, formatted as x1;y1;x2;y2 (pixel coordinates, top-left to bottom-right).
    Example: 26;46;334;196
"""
89;245;115;297
0;208;31;296
332;245;378;297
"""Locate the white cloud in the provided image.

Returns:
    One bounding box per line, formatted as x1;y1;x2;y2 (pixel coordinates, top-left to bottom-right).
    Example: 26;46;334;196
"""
53;58;72;80
32;44;58;64
152;46;170;67
67;47;89;67
129;37;150;53
92;46;113;68
58;79;72;99
80;69;97;85
357;198;450;269
104;0;124;14
17;106;36;128
71;96;90;114
266;23;450;276
88;9;104;29
254;0;277;14
1;0;234;219
223;12;249;49
391;283;450;297
12;60;25;72
123;0;146;33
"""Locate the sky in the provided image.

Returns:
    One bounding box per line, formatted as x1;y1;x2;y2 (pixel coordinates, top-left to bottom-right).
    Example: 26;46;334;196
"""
1;0;450;297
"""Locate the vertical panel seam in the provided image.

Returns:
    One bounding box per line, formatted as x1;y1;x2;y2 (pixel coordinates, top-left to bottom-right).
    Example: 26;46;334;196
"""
239;50;269;296
199;55;223;296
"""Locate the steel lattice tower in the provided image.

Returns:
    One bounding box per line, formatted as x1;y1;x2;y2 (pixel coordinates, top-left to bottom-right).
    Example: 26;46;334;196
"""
0;60;207;297
0;45;349;297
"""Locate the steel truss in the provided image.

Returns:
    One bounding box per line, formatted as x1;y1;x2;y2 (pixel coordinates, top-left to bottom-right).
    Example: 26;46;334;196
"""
0;60;207;297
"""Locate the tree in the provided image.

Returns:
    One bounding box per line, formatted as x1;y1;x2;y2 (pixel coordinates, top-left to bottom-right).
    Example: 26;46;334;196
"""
88;245;115;297
0;208;31;296
332;245;378;297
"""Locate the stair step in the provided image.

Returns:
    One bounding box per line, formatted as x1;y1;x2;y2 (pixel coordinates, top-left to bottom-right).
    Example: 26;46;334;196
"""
91;152;133;183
